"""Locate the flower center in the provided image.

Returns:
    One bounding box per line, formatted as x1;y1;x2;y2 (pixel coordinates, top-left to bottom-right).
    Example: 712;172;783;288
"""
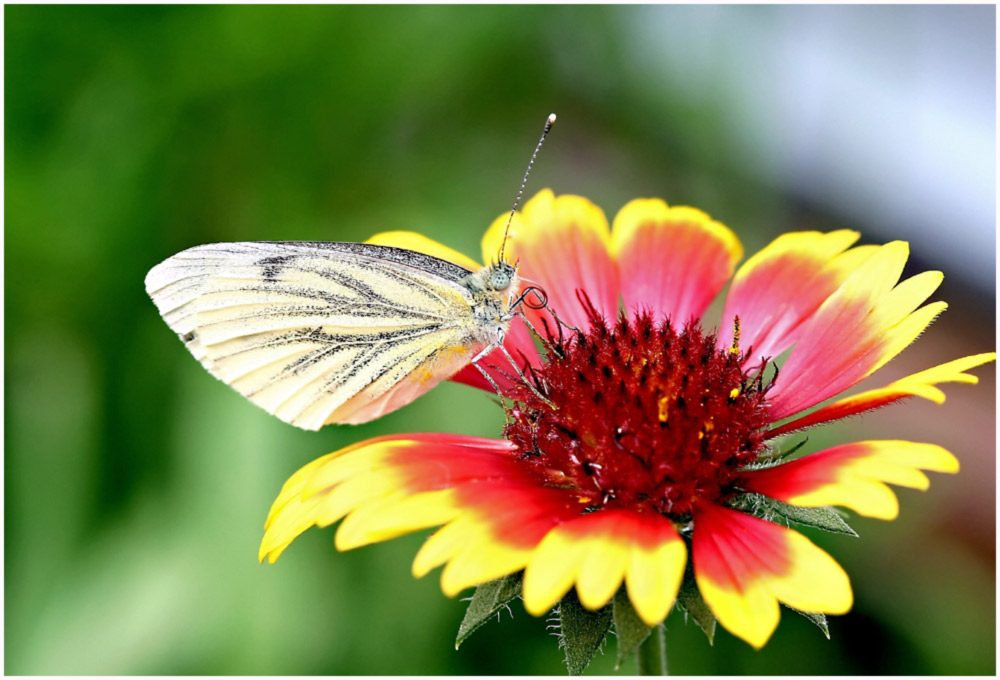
505;311;773;522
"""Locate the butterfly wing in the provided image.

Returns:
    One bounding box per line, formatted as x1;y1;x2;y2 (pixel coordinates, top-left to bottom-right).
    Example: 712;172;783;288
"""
145;241;483;430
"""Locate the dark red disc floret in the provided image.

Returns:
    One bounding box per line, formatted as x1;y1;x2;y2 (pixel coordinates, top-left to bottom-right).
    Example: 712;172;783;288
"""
505;310;773;521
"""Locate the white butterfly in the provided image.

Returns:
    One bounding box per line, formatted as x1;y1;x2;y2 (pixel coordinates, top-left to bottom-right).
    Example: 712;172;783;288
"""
146;114;557;430
145;240;524;430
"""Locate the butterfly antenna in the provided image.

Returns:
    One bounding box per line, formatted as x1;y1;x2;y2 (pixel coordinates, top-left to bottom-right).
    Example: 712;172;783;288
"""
498;113;557;263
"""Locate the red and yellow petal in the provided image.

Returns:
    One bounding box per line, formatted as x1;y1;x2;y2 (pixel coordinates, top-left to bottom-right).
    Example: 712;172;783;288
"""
740;441;959;520
768;352;996;437
719;230;863;362
260;433;590;599
260;433;528;563
692;503;852;648
767;241;947;420
521;509;686;625
612;199;742;324
482;189;620;330
413;483;583;596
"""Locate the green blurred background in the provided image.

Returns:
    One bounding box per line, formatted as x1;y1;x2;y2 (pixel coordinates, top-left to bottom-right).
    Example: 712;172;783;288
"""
6;5;995;675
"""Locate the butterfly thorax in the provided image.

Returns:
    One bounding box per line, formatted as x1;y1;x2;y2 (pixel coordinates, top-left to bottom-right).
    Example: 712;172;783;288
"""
461;261;519;346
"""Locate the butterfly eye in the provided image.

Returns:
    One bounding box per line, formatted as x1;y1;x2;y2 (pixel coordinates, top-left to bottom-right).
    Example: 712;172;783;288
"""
490;268;512;291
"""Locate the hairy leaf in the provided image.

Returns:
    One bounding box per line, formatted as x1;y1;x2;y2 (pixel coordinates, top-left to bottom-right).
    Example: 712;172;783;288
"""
559;590;612;676
785;605;831;639
676;566;715;645
455;573;522;648
733;493;858;537
611;590;652;670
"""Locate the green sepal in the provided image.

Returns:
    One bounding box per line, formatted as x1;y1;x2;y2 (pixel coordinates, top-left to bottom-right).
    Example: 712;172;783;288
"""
455;572;523;649
558;589;613;676
784;605;831;639
769;500;858;537
754;437;809;465
676;563;716;644
611;590;652;670
733;493;859;537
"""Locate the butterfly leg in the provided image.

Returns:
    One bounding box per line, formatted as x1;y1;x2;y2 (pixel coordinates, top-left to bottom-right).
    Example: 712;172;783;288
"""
470;346;514;424
544;305;580;334
509;286;581;335
496;344;556;409
515;311;567;354
515;311;548;343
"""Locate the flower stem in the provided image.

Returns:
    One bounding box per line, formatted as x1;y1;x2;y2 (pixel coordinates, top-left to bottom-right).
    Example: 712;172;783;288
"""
636;624;667;675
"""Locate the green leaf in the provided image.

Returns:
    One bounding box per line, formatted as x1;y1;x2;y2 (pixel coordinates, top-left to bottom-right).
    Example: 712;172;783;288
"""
558;590;613;676
785;605;831;639
676;566;716;644
767;500;858;537
455;573;522;649
612;590;652;670
733;494;858;537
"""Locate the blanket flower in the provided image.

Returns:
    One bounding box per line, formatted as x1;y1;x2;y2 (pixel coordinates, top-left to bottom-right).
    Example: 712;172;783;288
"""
260;190;993;649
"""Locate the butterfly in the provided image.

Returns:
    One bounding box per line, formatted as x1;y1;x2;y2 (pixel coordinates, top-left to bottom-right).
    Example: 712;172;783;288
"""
145;115;555;430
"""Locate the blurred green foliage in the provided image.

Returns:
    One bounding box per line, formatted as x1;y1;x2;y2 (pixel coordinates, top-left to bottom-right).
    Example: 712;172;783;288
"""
6;5;994;675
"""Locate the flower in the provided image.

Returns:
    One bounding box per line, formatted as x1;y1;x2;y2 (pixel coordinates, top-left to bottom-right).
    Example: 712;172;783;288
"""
259;190;994;649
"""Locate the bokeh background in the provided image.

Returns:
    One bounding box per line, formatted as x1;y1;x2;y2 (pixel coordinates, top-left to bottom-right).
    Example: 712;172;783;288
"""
5;5;996;675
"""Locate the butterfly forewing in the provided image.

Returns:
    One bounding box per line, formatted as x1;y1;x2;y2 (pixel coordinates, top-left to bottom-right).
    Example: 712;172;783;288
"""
146;241;485;430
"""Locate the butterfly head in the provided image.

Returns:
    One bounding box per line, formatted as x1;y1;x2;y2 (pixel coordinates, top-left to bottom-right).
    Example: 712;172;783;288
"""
487;261;516;292
463;260;518;297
